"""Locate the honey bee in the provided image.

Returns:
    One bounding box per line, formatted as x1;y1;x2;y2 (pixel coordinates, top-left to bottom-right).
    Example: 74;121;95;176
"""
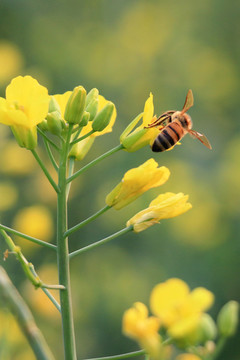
146;90;212;152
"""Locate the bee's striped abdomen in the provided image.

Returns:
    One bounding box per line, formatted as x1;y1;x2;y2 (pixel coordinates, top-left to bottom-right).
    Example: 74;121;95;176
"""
152;121;184;152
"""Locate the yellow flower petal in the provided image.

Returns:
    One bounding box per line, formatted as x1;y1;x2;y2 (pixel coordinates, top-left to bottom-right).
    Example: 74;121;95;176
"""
149;278;214;341
176;354;202;360
122;302;161;359
5;76;49;128
150;279;190;326
53;91;72;118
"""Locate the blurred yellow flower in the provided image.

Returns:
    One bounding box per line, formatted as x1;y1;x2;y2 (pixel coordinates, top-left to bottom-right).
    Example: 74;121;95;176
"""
0;141;36;175
150;278;214;339
12;205;54;253
120;93;159;152
127;192;192;232
0;76;49;148
122;302;161;359
0;41;24;84
0;182;18;211
106;159;170;210
176;354;201;360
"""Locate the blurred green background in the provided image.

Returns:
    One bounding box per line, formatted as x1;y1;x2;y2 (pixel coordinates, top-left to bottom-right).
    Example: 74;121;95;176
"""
0;0;239;359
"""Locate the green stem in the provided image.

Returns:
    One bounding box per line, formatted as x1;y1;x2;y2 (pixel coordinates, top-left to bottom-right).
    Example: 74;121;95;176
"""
0;223;56;250
0;266;55;360
83;338;172;360
43;137;59;171
38;127;60;151
83;349;145;360
70;129;94;146
65;205;111;238
206;337;227;360
31;149;60;193
66;156;75;200
69;226;133;259
57;123;77;360
30;266;61;313
67;144;123;183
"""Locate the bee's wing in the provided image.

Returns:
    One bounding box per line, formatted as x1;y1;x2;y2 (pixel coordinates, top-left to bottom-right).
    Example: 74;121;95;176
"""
145;111;174;128
181;89;194;114
188;129;212;149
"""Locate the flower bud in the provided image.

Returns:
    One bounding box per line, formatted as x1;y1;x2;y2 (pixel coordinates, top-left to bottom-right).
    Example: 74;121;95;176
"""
196;314;217;344
80;111;90;127
48;96;61;113
64;86;86;124
38;119;49;131
92;102;114;132
69;137;95;161
86;98;99;121
86;88;99;106
217;301;239;337
46;111;64;136
11;125;38;150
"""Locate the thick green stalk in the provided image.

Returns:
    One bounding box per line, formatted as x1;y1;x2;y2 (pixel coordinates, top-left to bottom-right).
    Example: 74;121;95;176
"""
57;125;77;360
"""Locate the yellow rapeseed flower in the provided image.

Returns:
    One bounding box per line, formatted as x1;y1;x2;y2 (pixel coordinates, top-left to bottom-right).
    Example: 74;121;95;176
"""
106;159;170;210
150;278;214;340
122;302;161;359
120;93;159;152
127;193;192;232
0;76;49;149
176;354;202;360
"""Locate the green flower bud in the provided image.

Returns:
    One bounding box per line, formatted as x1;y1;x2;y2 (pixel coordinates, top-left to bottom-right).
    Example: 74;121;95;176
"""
217;301;239;337
46;111;64;136
11;125;38;150
197;314;217;344
92;102;114;132
86;98;99;121
86;88;99;106
64;86;86;124
38;119;49;132
69;137;95;161
48;96;61;113
81;111;90;127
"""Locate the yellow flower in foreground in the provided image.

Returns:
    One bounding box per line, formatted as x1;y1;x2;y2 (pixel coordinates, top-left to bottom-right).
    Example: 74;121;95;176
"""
0;76;49;148
120;93;159;152
127;193;192;232
176;354;201;360
106;159;170;210
150;278;214;340
123;302;161;359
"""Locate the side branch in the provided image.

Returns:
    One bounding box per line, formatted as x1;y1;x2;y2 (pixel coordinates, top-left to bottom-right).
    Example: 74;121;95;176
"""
0;223;56;250
31;149;60;193
65;205;111;238
69;226;133;259
67;144;123;183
